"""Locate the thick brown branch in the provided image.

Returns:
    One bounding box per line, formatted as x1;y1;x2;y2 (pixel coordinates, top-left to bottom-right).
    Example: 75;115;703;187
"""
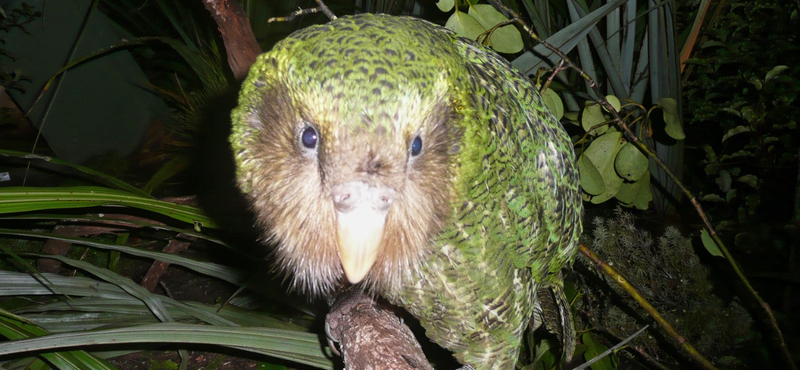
201;0;261;80
326;288;433;370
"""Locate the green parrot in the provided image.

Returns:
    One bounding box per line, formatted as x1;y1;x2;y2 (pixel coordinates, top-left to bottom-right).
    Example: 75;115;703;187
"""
230;13;583;370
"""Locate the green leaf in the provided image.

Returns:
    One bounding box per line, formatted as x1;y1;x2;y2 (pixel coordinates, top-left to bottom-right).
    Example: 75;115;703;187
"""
542;89;564;120
700;229;724;258
763;136;779;144
0;313;117;370
445;10;484;41
584;132;625;204
0;187;217;228
700;194;725;202
0;150;150;197
720;107;742;118
563;111;579;122
435;0;454;12
657;98;685;140
765;65;789;82
143;155;190;195
716;170;732;192
511;0;629;76
467;5;523;53
747;77;762;90
738;174;759;189
700;40;724;48
0;323;332;370
603;95;621;113
0;230;245;285
582;333;615;370
578;155;604;195
722;126;752;142
615;172;652;210
614;143;648;181
581;103;608;136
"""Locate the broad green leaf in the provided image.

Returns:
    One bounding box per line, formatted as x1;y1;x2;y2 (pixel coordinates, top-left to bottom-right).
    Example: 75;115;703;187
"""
578;155;604;195
720;107;742;118
700;229;723;258
584;132;624;204
581;103;608;136
542;88;564;120
602;95;621;113
763;136;779;144
716;170;732;192
467;5;523;53
614;143;648;181
700;40;724;48
436;0;454;12
445;10;483;41
657;98;685;140
722;126;751;142
738;174;759;189
615;172;651;210
765;65;789;82
563;111;580;125
747;77;762;90
700;194;725;202
582;332;615;370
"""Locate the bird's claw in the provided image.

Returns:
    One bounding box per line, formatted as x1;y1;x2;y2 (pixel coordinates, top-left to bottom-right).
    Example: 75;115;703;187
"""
324;321;341;356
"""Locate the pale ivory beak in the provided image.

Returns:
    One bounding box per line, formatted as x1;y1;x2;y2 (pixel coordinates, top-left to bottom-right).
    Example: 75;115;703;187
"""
332;182;395;284
336;204;387;283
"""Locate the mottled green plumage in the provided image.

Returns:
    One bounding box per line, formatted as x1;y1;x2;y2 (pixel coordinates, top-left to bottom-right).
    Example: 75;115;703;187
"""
230;13;582;369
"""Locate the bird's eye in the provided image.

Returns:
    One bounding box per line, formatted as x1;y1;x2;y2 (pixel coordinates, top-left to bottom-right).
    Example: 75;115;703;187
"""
301;126;318;149
410;135;422;157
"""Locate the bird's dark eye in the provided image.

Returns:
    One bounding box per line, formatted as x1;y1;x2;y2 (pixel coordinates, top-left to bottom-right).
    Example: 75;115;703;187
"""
301;126;318;149
410;136;422;156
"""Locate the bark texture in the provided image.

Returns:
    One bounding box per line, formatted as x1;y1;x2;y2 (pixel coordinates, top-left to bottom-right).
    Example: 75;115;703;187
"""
326;288;433;370
201;0;261;79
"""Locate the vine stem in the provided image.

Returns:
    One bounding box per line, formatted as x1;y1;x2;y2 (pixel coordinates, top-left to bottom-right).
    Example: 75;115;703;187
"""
486;1;797;368
580;244;717;370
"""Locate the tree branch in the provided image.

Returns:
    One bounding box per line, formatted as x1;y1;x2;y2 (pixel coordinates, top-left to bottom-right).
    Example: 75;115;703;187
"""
200;0;261;80
325;287;433;370
579;243;716;370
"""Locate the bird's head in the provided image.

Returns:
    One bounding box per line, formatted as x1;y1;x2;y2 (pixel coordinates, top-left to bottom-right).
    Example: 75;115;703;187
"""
231;17;465;295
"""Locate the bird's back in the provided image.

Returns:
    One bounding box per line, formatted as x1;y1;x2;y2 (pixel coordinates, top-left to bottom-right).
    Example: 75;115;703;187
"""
374;14;583;370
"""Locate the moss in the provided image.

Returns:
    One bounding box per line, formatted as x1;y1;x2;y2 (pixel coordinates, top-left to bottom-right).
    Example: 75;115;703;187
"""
578;208;752;364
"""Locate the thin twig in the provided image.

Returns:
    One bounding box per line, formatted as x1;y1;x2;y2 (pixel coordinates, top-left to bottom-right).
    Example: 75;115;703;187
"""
542;59;567;93
579;244;717;370
267;7;323;23
267;0;337;23
315;0;337;21
485;1;795;368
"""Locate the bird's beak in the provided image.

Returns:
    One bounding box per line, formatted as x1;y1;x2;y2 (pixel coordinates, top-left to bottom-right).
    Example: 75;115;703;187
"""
333;182;395;284
336;204;386;283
